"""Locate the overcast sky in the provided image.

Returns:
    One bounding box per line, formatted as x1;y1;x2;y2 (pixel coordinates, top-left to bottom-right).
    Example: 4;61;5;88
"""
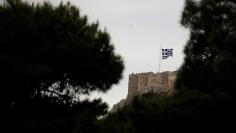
1;0;189;109
75;0;189;109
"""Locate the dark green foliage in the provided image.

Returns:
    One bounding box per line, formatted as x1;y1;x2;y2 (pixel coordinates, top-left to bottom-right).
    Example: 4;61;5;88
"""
6;98;108;133
176;0;236;94
0;0;123;132
99;92;235;132
0;0;124;105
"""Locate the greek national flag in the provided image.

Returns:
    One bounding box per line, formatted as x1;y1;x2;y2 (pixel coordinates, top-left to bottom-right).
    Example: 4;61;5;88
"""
162;48;173;59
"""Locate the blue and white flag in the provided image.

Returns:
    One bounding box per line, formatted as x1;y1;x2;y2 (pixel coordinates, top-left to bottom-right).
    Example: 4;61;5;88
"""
162;48;173;59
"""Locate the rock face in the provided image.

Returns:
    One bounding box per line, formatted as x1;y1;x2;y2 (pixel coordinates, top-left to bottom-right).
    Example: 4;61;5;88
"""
110;71;177;112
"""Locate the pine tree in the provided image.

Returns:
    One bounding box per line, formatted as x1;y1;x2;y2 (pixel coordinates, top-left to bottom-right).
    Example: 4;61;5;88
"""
0;0;124;132
176;0;236;94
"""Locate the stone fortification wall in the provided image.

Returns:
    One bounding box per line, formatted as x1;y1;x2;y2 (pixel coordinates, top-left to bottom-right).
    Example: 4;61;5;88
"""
127;71;177;102
127;74;138;103
111;71;177;112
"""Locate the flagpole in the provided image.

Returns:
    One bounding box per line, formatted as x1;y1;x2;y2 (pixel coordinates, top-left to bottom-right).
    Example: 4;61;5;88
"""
159;44;161;73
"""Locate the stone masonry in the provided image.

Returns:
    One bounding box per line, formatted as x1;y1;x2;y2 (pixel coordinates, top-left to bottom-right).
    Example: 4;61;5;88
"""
111;71;177;112
127;71;177;102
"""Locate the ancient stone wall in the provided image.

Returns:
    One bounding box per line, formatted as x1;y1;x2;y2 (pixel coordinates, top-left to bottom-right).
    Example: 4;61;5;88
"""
168;71;177;91
111;71;177;112
147;73;162;87
137;73;151;93
127;74;138;102
127;71;177;101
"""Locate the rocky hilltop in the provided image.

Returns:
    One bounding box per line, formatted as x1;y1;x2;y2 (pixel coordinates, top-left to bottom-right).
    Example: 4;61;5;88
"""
111;71;177;112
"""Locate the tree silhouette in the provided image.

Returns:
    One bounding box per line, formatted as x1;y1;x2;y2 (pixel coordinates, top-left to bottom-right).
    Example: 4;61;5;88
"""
99;92;234;132
176;0;236;94
0;0;124;132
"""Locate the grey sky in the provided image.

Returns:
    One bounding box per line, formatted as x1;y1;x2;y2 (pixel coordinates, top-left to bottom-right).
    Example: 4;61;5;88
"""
1;0;189;108
76;0;189;109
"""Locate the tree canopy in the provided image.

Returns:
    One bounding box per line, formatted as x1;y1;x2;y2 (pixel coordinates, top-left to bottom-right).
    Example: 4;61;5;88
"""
0;0;124;132
176;0;236;94
98;92;234;132
0;0;124;106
